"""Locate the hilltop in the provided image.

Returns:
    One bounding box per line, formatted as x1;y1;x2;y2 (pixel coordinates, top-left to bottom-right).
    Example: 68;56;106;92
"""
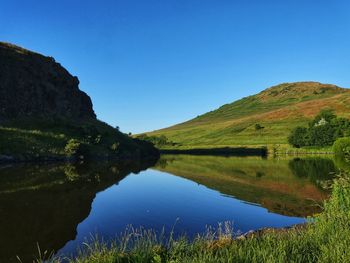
146;82;350;148
0;42;158;162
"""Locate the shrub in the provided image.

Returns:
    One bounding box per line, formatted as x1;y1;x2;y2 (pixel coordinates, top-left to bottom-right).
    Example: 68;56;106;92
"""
110;142;120;152
64;139;90;159
308;123;335;146
64;165;79;181
64;139;81;157
255;123;264;131
288;127;309;148
333;137;350;160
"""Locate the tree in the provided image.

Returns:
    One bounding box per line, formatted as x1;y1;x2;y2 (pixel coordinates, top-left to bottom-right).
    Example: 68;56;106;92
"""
255;124;264;131
288;110;350;148
288;127;309;148
309;109;336;127
308;123;336;146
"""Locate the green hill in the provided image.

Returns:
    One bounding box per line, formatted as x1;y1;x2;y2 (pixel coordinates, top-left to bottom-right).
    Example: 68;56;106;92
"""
146;82;350;148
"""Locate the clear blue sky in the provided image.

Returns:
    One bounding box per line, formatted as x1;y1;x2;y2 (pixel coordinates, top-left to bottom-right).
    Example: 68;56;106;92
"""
1;1;350;133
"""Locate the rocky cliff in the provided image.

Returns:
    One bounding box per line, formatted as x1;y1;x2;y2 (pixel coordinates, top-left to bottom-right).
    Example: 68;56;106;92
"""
0;42;96;121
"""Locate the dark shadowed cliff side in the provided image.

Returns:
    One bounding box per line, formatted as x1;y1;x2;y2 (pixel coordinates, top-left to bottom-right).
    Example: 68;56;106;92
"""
0;42;159;162
0;42;95;121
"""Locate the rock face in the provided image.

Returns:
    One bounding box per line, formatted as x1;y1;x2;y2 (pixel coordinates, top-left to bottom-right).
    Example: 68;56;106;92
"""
0;42;96;121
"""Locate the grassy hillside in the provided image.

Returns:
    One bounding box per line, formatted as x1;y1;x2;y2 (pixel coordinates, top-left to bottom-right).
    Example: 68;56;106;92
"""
0;118;158;162
146;82;350;148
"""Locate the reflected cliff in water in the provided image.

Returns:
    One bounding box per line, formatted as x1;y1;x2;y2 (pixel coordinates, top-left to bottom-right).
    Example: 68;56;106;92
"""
0;155;339;262
0;159;157;263
155;155;336;217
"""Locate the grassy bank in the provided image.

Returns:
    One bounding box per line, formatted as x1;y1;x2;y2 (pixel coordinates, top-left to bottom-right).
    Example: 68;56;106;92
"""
34;171;350;263
0;118;158;163
158;144;333;155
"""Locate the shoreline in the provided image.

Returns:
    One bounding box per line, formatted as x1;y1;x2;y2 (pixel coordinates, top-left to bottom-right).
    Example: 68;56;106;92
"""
0;153;160;165
160;147;268;156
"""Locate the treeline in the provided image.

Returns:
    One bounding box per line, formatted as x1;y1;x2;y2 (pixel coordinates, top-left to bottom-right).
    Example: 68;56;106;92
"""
288;110;350;148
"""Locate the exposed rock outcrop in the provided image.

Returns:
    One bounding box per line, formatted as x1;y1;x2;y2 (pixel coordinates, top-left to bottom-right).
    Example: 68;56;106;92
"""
0;42;96;121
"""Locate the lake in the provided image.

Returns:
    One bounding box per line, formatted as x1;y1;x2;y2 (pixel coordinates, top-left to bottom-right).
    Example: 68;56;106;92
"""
0;155;338;262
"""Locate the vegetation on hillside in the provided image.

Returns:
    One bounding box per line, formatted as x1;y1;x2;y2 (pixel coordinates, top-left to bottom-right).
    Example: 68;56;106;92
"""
288;110;350;148
146;82;350;148
136;134;175;147
33;170;350;263
0;118;158;162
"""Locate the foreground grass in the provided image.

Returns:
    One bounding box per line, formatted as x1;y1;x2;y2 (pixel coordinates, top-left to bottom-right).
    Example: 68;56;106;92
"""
33;172;350;263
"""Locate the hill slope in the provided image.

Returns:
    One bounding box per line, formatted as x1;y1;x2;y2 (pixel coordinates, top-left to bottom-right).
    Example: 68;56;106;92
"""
147;82;350;147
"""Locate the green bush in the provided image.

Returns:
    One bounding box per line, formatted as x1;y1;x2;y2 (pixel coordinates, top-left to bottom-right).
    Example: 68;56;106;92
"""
110;142;120;152
255;123;264;131
333;137;350;160
289;110;350;148
288;127;309;148
64;139;81;156
64;139;90;159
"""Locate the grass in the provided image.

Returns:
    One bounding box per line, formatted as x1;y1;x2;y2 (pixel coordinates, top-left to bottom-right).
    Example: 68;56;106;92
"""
0;117;158;161
145;82;350;151
31;170;350;262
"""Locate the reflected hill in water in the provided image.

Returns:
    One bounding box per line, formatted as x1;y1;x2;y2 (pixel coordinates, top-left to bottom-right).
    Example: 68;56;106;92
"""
154;155;337;217
0;159;157;263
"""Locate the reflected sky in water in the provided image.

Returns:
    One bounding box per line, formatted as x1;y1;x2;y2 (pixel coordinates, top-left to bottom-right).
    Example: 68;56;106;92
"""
0;155;337;262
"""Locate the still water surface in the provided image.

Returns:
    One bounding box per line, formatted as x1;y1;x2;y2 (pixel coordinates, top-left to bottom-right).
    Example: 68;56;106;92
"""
0;155;338;261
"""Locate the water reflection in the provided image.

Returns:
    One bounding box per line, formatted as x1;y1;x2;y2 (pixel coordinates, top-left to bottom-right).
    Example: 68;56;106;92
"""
0;159;157;263
155;155;336;217
0;155;338;262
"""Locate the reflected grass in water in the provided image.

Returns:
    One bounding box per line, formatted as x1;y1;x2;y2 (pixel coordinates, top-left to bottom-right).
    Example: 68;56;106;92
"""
33;173;350;263
155;155;335;216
